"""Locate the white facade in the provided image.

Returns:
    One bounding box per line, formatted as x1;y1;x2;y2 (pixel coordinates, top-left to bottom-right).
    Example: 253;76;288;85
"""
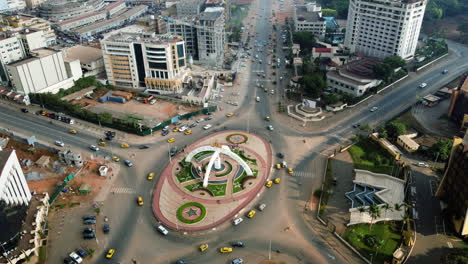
293;2;326;40
197;10;225;67
344;0;427;60
7;48;82;94
0;150;31;206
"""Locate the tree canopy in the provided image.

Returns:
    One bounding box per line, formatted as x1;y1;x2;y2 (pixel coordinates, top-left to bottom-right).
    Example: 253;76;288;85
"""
373;56;406;81
428;139;453;161
300;73;326;98
385;121;406;138
292;32;316;54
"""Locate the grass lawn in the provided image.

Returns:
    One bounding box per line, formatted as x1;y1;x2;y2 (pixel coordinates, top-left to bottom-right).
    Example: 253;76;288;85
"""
232;169;258;193
344;223;402;263
206;184;227;196
176;162;195;183
348;138;395;175
232;149;257;166
185;182;202;191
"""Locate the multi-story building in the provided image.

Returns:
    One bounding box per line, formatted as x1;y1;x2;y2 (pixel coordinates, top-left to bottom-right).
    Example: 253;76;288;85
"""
0;0;26;11
0;150;31;206
56;11;107;31
61;45;105;77
136;15;167;34
448;75;468;132
25;0;43;9
166;16;199;61
176;0;204;16
6;48;82;94
197;9;225;67
344;0;427;60
38;0;106;21
0;35;26;82
293;2;326;40
1;15;56;46
326;57;382;97
436;132;468;238
101;32;187;92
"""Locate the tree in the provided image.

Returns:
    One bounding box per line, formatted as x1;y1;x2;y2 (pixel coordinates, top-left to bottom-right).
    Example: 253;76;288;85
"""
385;121;406;138
425;0;443;20
322;8;338;17
440;249;468;264
457;21;468;35
368;204;382;230
373;63;392;81
382;203;393;221
383;56;406;69
377;126;388;139
98;112;113;124
429;139;453;161
292;32;316;54
300;74;326;98
358;206;366;216
322;93;340;105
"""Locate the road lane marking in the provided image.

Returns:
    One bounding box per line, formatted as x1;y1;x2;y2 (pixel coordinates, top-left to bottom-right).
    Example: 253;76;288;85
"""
110;187;135;194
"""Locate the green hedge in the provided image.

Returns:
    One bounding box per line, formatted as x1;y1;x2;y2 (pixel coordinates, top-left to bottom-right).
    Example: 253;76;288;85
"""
176;202;207;224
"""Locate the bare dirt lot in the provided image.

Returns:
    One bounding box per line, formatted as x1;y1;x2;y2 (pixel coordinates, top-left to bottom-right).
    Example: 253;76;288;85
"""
89;99;201;124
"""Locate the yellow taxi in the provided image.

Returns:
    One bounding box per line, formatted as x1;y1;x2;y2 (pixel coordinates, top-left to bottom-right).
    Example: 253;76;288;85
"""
247;210;256;218
69;129;77;134
172;127;179;132
226;113;234;117
112;156;120;162
288;168;294;175
185;130;192;135
98;141;106;147
275;163;281;169
265;116;270;121
105;249;115;259
167;138;175;143
199;244;209;252
137;196;144;206
274;178;281;184
219;247;233;253
120;143;129;148
265;180;273;188
147;172;154;180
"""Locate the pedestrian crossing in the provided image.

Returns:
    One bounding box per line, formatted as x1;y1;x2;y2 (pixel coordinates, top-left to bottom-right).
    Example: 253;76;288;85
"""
110;187;136;194
293;171;313;178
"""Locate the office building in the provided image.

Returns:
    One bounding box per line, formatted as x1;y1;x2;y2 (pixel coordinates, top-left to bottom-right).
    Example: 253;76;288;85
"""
25;0;43;9
176;0;204;16
101;32;187;92
7;48;82;94
0;35;27;83
436;132;468;238
326;57;382;97
0;150;31;206
344;0;427;60
166;16;199;60
448;75;468;132
197;9;225;67
38;0;106;21
61;45;105;77
293;2;326;40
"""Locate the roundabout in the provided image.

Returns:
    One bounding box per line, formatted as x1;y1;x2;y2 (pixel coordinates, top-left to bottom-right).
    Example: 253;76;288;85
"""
152;130;272;232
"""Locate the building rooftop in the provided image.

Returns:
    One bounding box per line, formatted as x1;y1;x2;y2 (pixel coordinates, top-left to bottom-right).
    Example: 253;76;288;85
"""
398;135;420;149
199;10;223;21
295;5;323;23
340;57;382;80
104;32;182;44
0;150;13;175
56;11;104;26
64;45;102;64
8;48;58;67
104;0;125;10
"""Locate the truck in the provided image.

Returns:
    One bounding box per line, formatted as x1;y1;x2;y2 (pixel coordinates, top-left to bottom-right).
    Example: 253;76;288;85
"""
142;95;155;104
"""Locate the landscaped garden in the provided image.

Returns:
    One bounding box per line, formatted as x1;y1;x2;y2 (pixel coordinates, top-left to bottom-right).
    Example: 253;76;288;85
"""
232;169;258;193
348;138;395;175
176;202;207;224
232;149;257;166
343;222;403;264
176;161;195;183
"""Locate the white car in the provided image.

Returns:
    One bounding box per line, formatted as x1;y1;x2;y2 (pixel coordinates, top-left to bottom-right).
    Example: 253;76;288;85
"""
419;82;427;88
268;125;274;131
270;90;275;95
233;217;243;226
203;124;212;130
370;106;378;112
256;96;260;102
196;118;205;123
55;140;65;147
69;252;82;263
157;225;168;235
179;125;188;132
89;145;99;151
258;203;266;211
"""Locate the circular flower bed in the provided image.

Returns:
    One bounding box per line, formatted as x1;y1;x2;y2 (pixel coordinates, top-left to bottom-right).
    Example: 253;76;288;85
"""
176;202;207;224
226;133;248;144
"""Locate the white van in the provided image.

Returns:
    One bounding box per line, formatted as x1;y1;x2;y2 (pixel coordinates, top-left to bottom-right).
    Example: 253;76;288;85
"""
203;124;212;130
256;96;260;102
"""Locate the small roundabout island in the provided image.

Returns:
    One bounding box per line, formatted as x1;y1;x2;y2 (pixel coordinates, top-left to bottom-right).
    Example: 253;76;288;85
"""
152;131;272;232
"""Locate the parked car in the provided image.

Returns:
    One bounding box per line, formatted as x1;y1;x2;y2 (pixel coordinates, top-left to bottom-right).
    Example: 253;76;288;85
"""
82;215;96;220
137;196;144;206
55;140;65;147
220;247;233;253
268;125;274;131
124;160;133;167
161;130;169;136
196;118;205;123
231;241;245;247
69;252;82;263
203;124;212;130
75;249;87;258
157;225;168;235
139;145;149;149
442;69;448;74
189;122;198;128
83;219;96;225
63;256;75;264
206;116;213;121
83;228;94;233
247;210;256;218
103;223;110;233
233;217;243;225
83;233;96;239
199;244;209;252
258;203;267;211
105;249;115;259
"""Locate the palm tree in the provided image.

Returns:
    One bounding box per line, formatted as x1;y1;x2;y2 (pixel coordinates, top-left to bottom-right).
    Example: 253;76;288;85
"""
382;203;393;221
358;206;366;216
394;203;403;216
368;204;382;230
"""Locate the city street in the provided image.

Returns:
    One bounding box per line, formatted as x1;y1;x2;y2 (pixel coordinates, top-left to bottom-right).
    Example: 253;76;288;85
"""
1;0;468;263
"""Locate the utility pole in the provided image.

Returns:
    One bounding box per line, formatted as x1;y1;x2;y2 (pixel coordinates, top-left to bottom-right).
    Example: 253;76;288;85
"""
268;239;272;260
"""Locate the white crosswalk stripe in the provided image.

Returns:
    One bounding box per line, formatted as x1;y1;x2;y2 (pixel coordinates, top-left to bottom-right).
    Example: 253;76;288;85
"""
293;171;313;178
110;187;135;194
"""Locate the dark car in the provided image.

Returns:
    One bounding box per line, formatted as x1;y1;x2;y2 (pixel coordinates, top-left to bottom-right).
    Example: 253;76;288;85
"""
21;108;28;113
352;124;360;128
83;219;96;225
206;116;213;121
231;241;245;247
277;152;284;159
83;228;94;233
103;223;110;233
189;122;197;128
139;145;149;149
175;260;186;264
83;233;96;239
75;249;88;258
63;256;76;264
82;215;96;220
170;147;178;156
161;130;169;136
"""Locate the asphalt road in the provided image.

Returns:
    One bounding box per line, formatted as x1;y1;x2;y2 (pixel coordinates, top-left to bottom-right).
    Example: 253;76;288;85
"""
1;0;468;263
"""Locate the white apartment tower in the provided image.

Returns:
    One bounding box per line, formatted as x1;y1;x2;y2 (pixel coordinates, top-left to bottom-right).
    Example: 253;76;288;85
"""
0;150;31;206
344;0;427;60
101;32;187;92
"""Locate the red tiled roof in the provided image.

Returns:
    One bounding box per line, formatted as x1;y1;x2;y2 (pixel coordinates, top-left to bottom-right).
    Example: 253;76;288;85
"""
314;48;332;53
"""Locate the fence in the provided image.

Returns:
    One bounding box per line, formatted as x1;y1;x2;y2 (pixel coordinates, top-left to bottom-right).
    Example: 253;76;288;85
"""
48;173;75;204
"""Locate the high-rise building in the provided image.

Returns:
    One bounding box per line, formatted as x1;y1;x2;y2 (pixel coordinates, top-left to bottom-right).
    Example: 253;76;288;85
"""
436;132;468;238
101;32;187;92
176;0;205;16
0;35;27;83
197;9;225;67
293;2;327;40
448;75;468;132
344;0;427;60
166;16;199;61
0;150;31;206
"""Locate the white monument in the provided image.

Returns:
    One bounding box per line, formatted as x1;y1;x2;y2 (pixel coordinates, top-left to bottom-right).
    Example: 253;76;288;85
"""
186;145;253;188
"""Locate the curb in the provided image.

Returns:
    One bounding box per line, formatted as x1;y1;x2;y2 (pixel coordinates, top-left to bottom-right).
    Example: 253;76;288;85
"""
415;53;449;72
